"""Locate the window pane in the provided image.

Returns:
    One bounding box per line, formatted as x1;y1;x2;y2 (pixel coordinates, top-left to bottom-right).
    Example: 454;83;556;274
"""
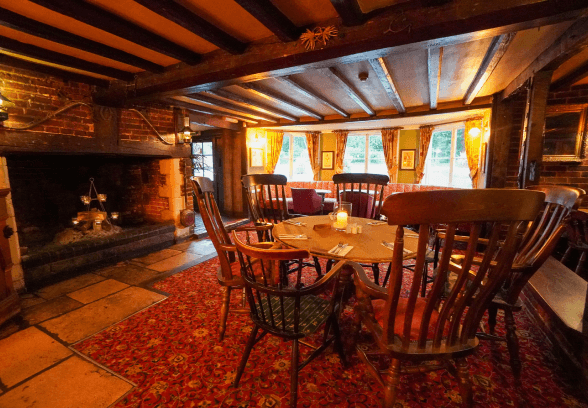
292;136;313;181
343;135;366;173
423;131;451;186
202;142;213;155
367;135;387;175
273;135;290;178
451;128;471;188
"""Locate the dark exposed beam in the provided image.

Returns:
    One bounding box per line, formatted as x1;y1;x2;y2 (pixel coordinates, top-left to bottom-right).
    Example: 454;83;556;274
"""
132;0;246;55
187;112;239;131
324;67;374;115
206;89;298;122
233;0;302;42
29;0;202;64
551;61;588;90
188;93;278;122
368;58;405;113
464;33;515;104
0;54;110;87
504;16;588;99
330;0;366;26
0;7;164;73
0;36;134;81
123;0;588;101
240;83;323;120
427;47;442;110
277;76;349;117
166;97;259;124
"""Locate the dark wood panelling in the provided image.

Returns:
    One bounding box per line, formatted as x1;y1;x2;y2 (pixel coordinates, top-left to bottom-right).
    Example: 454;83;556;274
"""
330;0;366;26
188;112;239;131
233;0;302;42
551;61;588;90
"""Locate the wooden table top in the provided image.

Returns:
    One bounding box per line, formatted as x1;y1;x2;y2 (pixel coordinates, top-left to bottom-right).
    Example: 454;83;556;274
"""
273;215;418;263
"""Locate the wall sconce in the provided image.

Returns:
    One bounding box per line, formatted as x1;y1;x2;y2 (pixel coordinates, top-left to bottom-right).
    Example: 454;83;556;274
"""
0;91;15;122
468;127;481;138
179;116;193;144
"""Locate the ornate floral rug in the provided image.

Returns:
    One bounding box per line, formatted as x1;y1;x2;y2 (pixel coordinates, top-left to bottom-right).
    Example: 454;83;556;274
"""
75;254;588;407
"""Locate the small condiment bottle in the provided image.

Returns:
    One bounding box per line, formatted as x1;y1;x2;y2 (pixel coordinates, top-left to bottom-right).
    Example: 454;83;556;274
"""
351;224;358;234
357;225;363;234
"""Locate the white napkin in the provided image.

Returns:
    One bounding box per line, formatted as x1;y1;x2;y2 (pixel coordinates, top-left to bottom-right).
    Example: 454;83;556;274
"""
328;244;354;257
381;241;413;254
278;234;308;240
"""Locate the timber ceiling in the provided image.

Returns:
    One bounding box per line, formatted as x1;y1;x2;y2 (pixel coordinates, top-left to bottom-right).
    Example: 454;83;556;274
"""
1;0;588;130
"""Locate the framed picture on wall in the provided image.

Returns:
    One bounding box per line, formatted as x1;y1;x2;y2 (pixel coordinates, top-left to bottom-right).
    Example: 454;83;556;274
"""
321;151;334;170
400;149;416;170
249;148;264;168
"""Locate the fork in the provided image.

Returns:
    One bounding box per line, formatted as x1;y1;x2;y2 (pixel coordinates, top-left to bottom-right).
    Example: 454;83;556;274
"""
333;241;345;254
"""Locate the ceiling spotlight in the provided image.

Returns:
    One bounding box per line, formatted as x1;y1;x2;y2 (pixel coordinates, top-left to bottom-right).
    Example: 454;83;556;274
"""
358;72;369;82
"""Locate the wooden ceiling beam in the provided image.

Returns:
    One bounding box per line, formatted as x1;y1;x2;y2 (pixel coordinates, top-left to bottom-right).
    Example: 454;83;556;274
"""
464;33;515;104
233;0;302;42
427;47;442;110
0;53;110;87
324;67;374;115
0;7;164;73
368;57;405;113
503;16;588;99
121;0;588;101
132;0;246;55
187;93;278;122
29;0;202;64
330;0;366;27
187;111;239;131
239;83;323;120
206;89;299;122
277;76;349;117
0;36;134;81
551;60;588;90
166;97;259;124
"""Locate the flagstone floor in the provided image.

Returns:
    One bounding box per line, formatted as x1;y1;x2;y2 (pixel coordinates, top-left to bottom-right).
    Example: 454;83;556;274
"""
0;237;218;408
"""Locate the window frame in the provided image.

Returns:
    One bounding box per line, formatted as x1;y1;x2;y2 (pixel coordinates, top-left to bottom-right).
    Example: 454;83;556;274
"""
343;132;386;174
276;133;313;181
422;123;470;188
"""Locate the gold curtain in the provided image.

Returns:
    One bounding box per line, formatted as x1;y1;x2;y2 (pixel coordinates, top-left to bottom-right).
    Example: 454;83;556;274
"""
381;127;401;182
333;130;349;174
264;130;284;174
305;131;321;181
415;125;434;184
464;118;483;187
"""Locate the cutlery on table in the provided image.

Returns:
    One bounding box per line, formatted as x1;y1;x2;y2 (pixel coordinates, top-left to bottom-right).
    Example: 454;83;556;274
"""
278;234;308;239
382;240;412;254
284;220;306;226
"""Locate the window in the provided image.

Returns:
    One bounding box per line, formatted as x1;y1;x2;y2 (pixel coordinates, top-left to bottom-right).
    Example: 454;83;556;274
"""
192;141;214;180
422;125;471;188
273;133;314;181
343;133;387;175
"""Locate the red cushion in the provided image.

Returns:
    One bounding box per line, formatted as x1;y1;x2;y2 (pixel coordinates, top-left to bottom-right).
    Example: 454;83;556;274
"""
372;298;440;340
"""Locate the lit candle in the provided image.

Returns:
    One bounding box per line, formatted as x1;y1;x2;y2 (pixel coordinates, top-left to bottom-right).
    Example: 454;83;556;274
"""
111;212;119;220
72;217;79;225
80;195;91;205
335;211;348;229
97;194;107;202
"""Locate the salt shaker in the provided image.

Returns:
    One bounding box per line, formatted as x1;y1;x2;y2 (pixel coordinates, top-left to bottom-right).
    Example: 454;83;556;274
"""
351;224;358;234
357;225;363;234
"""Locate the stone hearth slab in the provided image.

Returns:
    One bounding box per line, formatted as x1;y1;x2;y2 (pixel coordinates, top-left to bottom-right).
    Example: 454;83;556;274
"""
0;327;72;388
21;296;84;326
145;251;204;272
177;239;216;256
95;262;166;285
35;273;105;300
40;286;166;344
132;248;182;265
67;279;129;304
0;355;132;408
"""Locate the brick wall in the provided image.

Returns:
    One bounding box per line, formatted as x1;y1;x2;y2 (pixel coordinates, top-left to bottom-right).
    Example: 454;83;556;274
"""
119;108;176;142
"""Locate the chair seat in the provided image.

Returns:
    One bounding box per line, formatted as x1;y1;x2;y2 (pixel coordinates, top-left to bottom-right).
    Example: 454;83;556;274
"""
372;298;440;340
258;294;331;335
323;198;337;213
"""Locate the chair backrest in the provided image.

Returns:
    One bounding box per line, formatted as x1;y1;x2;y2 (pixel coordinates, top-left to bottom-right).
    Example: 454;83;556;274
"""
333;173;389;219
191;177;235;280
291;188;322;214
379;189;544;353
233;232;340;338
502;185;585;303
242;174;290;224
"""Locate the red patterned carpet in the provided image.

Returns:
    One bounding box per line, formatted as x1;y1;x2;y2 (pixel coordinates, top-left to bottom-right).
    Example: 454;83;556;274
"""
75;255;588;408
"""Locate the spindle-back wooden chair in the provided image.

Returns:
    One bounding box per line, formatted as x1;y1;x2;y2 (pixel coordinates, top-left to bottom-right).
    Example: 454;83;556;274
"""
561;209;588;276
352;189;544;407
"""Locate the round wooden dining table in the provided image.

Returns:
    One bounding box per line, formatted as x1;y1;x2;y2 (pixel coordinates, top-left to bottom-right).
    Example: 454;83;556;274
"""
273;215;419;264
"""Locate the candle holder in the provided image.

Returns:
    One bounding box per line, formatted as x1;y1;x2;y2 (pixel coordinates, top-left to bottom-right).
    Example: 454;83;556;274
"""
332;201;352;231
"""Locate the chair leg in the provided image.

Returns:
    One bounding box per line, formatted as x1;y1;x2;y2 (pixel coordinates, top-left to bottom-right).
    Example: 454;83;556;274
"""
383;358;401;408
326;259;334;272
330;316;347;367
382;263;392;287
290;339;299;408
576;250;587;276
313;256;323;280
561;245;573;265
456;357;473;408
372;263;380;285
234;325;259;387
219;286;231;341
488;305;498;335
504;308;522;378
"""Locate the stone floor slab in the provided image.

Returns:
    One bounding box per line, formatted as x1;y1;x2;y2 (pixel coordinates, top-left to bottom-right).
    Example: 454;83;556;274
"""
132;248;182;265
35;274;105;300
183;239;217;256
94;263;165;285
67;279;129;304
145;251;204;272
0;327;72;388
40;286;166;344
19;294;46;309
0;355;132;408
21;296;83;326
